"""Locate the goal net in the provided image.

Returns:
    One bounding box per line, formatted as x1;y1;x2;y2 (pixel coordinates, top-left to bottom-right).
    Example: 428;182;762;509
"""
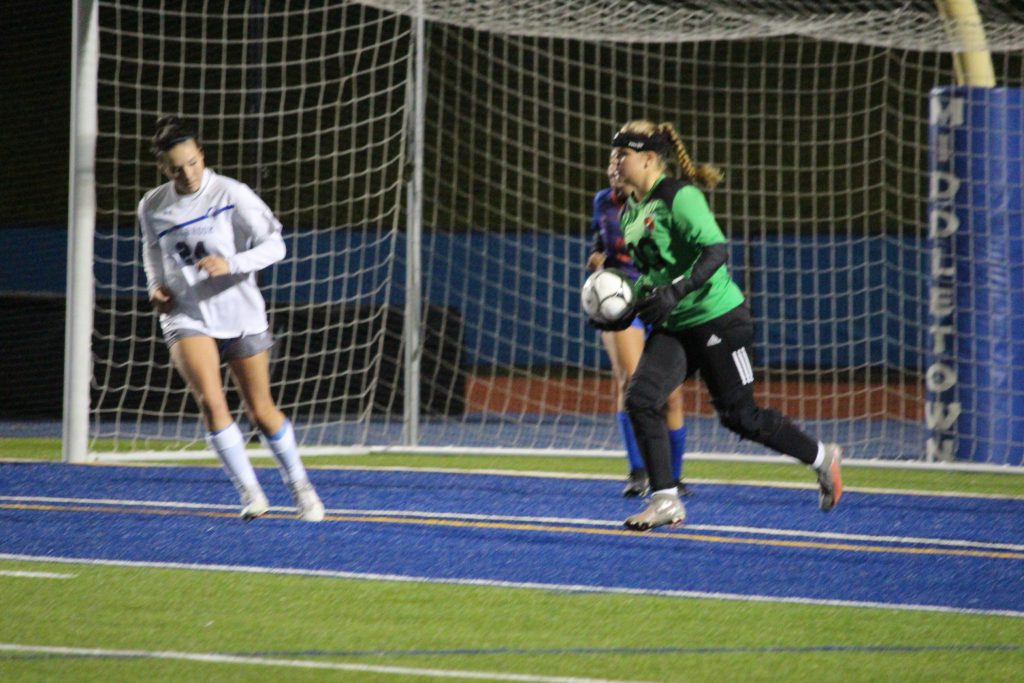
85;0;1024;464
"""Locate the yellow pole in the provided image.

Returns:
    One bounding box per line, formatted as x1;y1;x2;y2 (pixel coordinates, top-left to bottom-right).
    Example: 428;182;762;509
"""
935;0;996;87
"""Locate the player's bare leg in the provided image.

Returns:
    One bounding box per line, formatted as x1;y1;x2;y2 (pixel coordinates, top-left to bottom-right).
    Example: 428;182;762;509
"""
231;351;324;522
171;336;268;519
602;324;649;496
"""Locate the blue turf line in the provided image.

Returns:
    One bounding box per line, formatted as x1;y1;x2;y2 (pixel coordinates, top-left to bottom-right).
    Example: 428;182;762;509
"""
1;463;1022;616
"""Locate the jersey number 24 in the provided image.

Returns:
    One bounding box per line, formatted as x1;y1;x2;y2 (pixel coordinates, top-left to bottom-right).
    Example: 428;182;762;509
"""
176;240;208;266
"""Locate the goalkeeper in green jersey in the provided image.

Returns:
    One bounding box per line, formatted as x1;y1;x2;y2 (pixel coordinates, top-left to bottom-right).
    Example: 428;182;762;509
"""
588;153;689;498
607;119;843;531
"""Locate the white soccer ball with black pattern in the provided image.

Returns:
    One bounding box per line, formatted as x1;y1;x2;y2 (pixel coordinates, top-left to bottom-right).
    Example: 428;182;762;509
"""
581;269;636;325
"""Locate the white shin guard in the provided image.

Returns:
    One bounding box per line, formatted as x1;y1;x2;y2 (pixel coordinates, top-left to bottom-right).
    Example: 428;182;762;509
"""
207;422;261;495
261;419;309;487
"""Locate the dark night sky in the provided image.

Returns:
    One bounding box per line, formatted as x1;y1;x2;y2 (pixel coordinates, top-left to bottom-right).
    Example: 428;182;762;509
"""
1;1;72;227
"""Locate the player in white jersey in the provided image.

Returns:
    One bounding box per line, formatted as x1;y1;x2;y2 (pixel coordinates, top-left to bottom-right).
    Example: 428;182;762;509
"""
139;115;324;522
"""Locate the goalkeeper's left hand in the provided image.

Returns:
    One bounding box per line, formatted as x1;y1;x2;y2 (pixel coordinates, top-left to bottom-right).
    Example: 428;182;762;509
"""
588;310;636;332
636;278;694;326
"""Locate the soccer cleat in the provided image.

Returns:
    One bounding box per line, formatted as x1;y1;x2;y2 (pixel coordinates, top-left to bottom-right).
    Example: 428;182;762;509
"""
624;491;686;531
817;443;844;512
240;488;270;521
290;480;325;522
622;468;650;498
676;480;694;497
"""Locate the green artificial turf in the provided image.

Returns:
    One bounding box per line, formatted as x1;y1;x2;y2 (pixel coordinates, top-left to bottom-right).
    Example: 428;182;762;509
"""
1;558;1022;682
2;437;1022;681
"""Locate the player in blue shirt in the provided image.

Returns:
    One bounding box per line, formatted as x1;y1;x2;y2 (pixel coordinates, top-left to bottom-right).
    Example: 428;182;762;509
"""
588;155;688;497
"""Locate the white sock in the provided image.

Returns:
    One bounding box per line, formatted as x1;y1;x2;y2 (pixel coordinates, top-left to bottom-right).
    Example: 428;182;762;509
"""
811;441;826;470
262;419;309;487
653;487;679;498
207;422;260;494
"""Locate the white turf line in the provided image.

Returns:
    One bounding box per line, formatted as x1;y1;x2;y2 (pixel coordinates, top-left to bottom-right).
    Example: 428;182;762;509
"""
88;447;1024;476
0;570;75;579
3;553;1023;620
0;643;649;683
70;460;1024;502
3;494;1024;553
306;465;1024;501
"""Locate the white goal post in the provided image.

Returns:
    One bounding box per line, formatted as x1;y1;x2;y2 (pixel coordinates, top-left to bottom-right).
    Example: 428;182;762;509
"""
67;1;1024;467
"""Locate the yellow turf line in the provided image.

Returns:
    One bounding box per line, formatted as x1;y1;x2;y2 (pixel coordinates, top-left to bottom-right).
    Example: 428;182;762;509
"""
7;494;1022;552
3;501;1023;562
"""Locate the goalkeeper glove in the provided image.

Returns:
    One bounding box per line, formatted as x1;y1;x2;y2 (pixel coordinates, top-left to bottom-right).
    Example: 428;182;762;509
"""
588;310;636;332
636;277;694;326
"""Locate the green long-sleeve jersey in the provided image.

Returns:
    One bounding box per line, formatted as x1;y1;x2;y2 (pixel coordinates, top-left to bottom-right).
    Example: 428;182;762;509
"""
620;174;745;329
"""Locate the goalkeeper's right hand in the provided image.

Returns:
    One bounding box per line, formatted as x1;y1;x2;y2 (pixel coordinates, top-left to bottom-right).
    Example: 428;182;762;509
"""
588;310;636;332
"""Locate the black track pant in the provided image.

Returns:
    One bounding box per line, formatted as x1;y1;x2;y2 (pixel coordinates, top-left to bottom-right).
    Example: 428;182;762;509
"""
624;305;818;492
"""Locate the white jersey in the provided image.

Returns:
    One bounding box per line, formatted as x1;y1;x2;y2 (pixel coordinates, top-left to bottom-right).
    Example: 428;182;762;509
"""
138;168;286;338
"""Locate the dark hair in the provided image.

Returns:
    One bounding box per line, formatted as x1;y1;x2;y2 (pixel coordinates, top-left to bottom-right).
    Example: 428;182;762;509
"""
151;115;199;157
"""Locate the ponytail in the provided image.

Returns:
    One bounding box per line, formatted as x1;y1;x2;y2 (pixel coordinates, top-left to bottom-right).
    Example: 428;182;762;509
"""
659;122;723;190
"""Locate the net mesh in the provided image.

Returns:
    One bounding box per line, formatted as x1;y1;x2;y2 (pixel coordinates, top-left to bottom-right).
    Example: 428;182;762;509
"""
90;0;1024;462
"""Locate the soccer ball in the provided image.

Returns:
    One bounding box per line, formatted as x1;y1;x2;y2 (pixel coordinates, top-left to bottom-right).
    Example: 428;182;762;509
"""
581;269;636;325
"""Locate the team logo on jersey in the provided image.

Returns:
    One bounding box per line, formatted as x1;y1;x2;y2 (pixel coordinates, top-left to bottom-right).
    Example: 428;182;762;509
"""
158;204;234;238
635;201;658;225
